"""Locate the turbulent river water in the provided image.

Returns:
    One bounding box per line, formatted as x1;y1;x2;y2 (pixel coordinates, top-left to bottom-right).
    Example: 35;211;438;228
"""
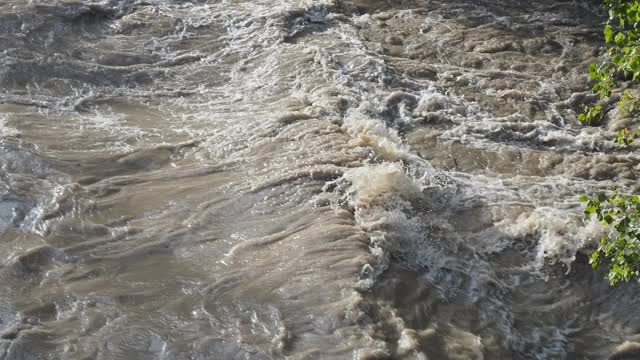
2;0;640;359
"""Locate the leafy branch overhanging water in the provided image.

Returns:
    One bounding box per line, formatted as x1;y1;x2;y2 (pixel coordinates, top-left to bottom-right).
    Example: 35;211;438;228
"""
581;0;640;285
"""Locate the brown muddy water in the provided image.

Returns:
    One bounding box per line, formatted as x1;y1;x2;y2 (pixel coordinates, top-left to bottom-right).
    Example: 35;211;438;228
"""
0;0;639;359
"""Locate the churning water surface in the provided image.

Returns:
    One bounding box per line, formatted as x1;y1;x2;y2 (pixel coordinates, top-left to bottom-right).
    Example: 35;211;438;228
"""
0;0;639;359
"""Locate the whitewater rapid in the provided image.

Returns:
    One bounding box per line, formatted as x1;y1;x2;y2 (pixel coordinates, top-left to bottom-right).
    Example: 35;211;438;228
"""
0;0;639;359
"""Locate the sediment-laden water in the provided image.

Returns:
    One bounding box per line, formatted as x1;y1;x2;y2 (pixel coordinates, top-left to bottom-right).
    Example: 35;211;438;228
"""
0;0;639;359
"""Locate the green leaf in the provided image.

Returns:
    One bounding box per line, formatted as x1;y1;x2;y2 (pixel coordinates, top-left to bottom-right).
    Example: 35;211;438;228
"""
604;214;614;224
606;25;615;43
579;195;590;202
589;64;598;79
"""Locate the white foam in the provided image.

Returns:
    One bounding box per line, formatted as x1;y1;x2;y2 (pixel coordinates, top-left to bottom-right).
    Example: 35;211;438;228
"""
0;114;19;137
497;207;605;272
340;163;421;208
344;111;408;161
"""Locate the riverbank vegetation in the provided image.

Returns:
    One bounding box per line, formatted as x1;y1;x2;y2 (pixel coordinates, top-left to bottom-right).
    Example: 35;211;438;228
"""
580;0;640;285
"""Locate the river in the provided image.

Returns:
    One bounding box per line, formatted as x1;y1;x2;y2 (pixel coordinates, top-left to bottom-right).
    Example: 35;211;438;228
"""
0;0;638;359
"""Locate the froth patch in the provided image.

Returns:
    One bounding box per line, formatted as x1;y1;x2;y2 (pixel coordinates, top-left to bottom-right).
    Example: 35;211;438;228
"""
342;163;421;209
498;207;604;272
342;109;409;162
330;162;444;293
413;90;467;117
0;115;19;138
611;340;640;360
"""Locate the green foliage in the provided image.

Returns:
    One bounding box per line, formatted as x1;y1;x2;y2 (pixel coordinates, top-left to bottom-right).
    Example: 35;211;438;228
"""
619;91;640;114
580;191;640;285
577;2;640;285
577;1;640;286
578;104;604;124
580;0;640;135
615;127;640;144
